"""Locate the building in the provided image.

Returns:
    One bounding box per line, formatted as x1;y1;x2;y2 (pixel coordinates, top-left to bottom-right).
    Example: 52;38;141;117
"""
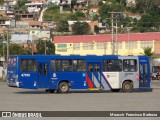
25;2;43;13
4;0;17;6
0;16;15;28
54;32;160;56
126;0;136;7
31;0;47;3
28;21;41;29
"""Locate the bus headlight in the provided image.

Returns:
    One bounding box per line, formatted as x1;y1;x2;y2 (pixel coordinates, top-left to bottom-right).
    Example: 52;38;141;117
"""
16;82;19;87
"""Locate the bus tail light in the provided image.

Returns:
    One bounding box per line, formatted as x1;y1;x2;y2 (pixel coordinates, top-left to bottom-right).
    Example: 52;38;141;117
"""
136;74;139;80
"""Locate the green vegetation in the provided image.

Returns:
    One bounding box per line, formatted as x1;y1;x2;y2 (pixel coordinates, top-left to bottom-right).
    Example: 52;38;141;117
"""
15;0;29;11
36;40;55;55
0;0;4;5
43;6;71;21
58;21;69;32
142;47;157;60
72;22;90;35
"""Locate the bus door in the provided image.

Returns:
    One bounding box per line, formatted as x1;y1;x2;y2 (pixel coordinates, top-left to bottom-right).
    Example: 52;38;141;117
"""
38;62;49;88
139;62;150;88
87;63;102;89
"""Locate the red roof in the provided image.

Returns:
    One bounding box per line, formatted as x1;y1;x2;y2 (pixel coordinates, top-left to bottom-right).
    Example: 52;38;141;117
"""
54;32;160;43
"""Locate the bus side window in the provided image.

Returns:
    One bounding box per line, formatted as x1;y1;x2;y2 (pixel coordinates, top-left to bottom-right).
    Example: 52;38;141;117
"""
88;64;93;72
51;60;55;71
123;59;137;72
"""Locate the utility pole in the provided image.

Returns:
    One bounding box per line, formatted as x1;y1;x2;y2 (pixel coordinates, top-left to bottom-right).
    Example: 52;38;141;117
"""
115;19;118;55
108;12;122;55
6;26;9;62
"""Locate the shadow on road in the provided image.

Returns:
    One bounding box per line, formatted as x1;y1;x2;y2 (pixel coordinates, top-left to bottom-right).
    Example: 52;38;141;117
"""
14;89;152;95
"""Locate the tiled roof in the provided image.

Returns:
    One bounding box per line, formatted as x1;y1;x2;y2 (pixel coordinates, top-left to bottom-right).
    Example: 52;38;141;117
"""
28;21;41;26
54;32;160;43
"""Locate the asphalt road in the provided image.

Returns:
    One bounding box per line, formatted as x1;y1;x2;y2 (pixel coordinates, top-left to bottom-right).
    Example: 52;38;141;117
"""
0;80;160;120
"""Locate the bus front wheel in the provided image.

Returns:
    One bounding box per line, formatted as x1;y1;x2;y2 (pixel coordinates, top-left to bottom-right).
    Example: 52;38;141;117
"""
122;81;133;93
58;82;69;93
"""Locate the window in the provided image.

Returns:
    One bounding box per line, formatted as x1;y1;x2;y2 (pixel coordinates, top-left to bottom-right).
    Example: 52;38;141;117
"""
103;60;122;72
96;42;107;49
61;60;73;72
57;44;67;52
51;59;86;72
57;44;67;49
20;59;36;72
73;60;86;72
83;42;94;50
141;41;153;48
123;59;137;72
55;60;61;72
117;42;122;49
51;60;55;71
73;43;80;50
125;41;137;49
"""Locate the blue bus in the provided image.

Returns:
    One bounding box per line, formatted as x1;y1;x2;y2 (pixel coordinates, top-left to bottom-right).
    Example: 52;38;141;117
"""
7;55;151;93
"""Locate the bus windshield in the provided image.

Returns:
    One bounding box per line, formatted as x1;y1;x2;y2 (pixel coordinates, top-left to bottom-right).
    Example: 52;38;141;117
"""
8;57;17;68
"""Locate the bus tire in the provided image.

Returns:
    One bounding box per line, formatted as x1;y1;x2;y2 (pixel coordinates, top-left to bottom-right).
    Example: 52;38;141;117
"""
111;89;120;92
58;82;69;93
122;81;133;93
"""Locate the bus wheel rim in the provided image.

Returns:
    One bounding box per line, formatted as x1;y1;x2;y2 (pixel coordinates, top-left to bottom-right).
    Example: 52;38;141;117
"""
61;85;67;91
125;84;130;90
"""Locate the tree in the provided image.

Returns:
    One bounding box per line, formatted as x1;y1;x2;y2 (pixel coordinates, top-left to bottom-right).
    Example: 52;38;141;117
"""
9;44;25;55
136;0;160;13
68;10;85;20
58;21;69;32
142;47;156;60
0;0;4;5
72;22;90;35
36;40;55;55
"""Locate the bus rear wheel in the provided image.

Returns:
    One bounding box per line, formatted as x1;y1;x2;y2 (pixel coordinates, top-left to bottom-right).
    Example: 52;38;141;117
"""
122;81;133;93
58;82;69;93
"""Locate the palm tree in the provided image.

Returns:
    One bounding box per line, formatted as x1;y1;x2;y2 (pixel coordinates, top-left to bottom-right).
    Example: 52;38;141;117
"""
142;47;157;60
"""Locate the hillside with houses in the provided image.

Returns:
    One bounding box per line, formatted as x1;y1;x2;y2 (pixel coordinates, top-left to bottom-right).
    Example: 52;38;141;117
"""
0;0;159;57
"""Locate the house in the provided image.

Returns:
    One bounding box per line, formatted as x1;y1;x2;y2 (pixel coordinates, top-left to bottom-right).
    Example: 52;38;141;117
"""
10;34;33;44
88;7;99;20
88;21;98;33
0;5;14;18
18;13;38;21
126;0;136;7
25;2;43;13
28;21;41;29
73;5;88;13
48;0;60;5
72;0;88;13
31;0;48;3
0;16;15;28
41;29;50;40
42;21;58;30
54;32;160;56
4;0;17;6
